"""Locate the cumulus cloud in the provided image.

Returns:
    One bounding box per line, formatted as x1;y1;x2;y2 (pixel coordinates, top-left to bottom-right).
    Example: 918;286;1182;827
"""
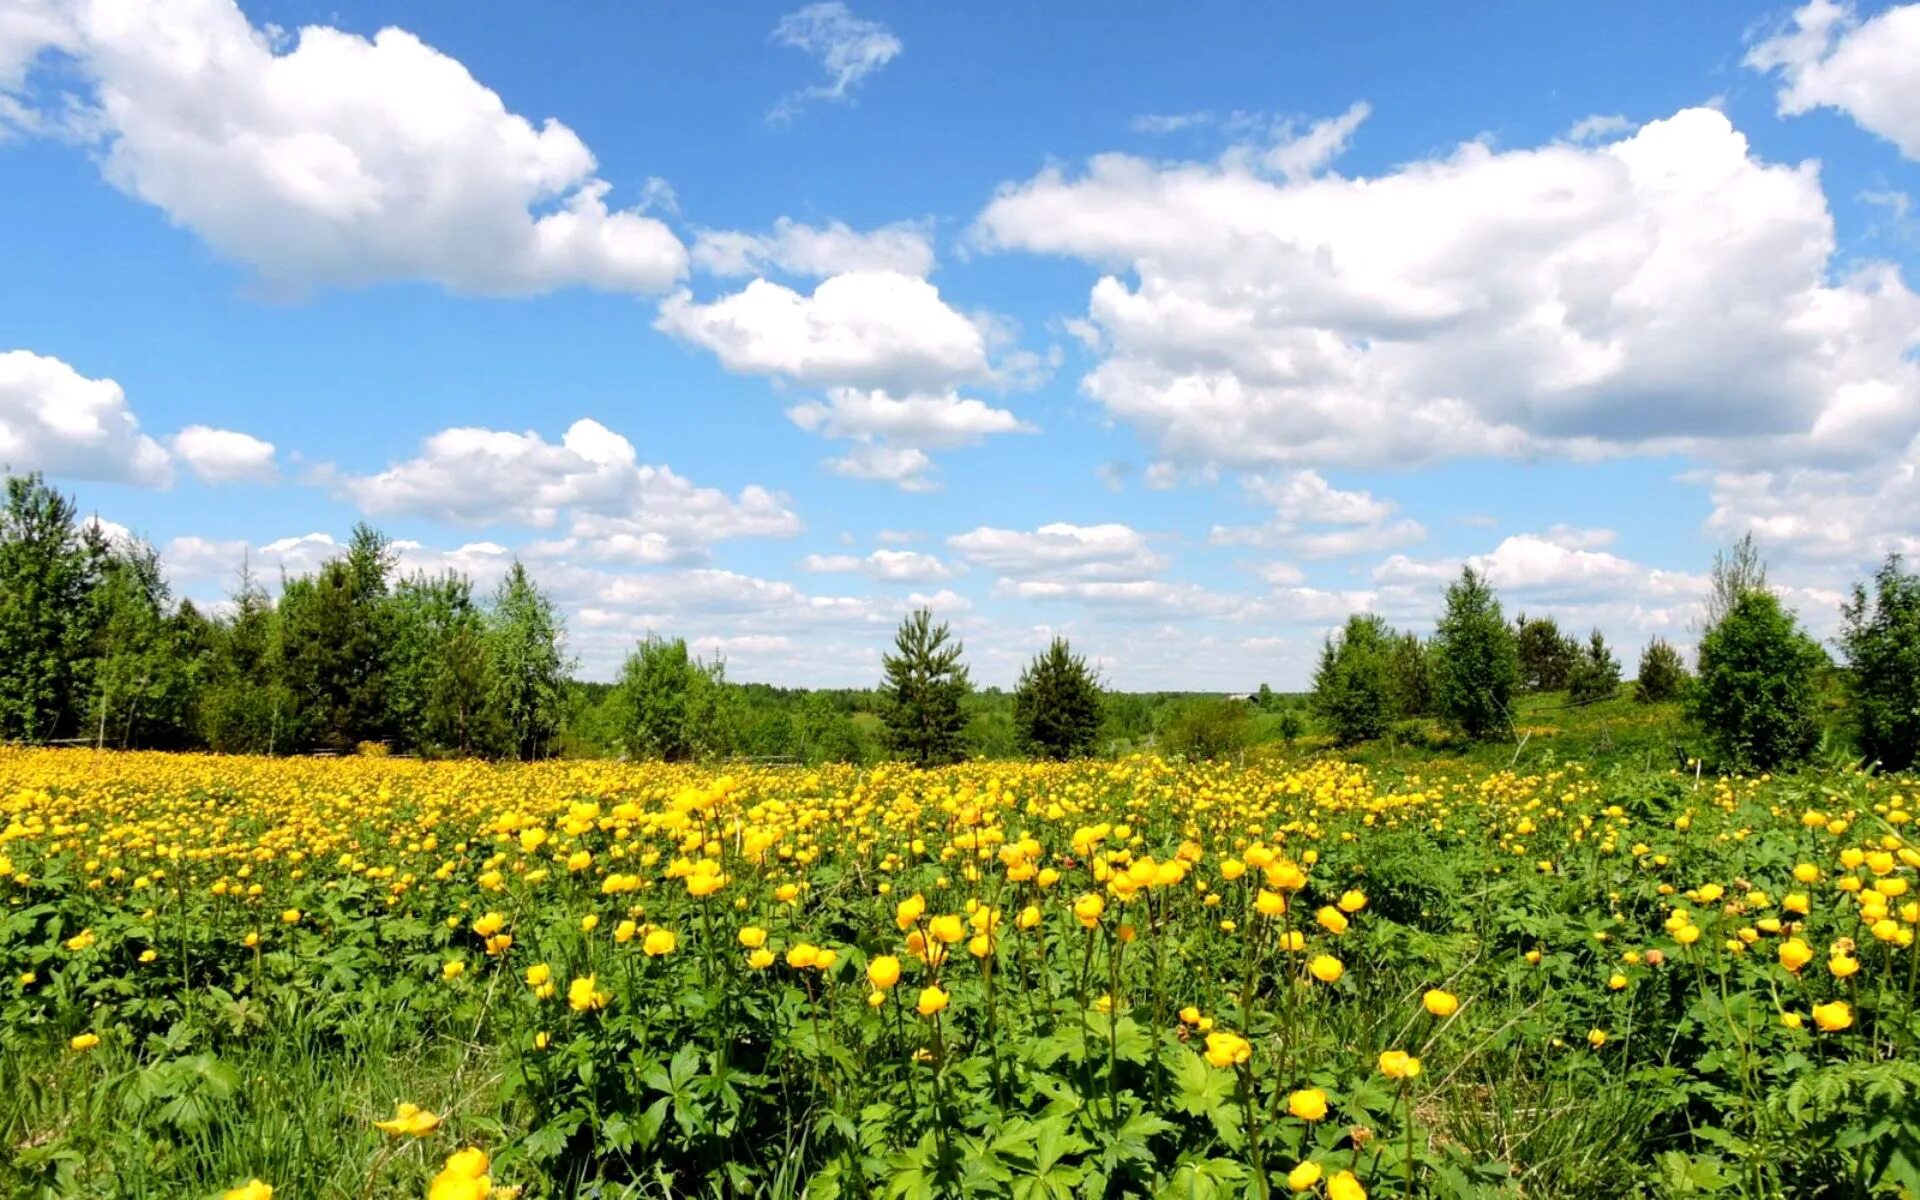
769;1;902;123
1748;1;1920;159
655;271;991;392
1211;469;1424;557
1260;101;1371;181
1;0;685;295
801;548;957;583
692;217;935;278
948;522;1166;580
170;425;276;484
0;350;170;486
329;418;800;562
975;108;1920;475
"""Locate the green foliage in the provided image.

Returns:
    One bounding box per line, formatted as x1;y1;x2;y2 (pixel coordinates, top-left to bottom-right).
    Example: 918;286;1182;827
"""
1384;632;1435;718
1635;637;1689;705
1310;614;1394;745
1839;554;1920;770
1013;638;1103;760
1432;567;1519;741
1689;589;1826;770
613;635;735;761
1565;629;1622;707
880;608;972;767
1514;614;1578;693
1158;697;1249;759
0;474;101;741
490;562;570;761
277;524;395;750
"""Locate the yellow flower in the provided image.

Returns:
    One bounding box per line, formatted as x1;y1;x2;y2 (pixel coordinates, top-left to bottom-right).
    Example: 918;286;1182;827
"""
280;909;301;925
1203;1030;1252;1069
1288;1161;1323;1191
64;929;95;952
1778;938;1813;972
1377;1049;1421;1080
1828;952;1859;979
442;959;466;981
1073;893;1105;928
428;1147;491;1200
222;1181;273;1200
1307;954;1344;984
916;985;949;1016
1255;889;1288;918
1327;1170;1367;1200
747;948;775;970
373;1101;442;1137
738;925;768;949
567;975;609;1012
642;928;677;957
1587;1028;1608;1049
1422;989;1458;1018
928;914;966;945
786;943;820;969
1812;1000;1852;1032
1287;1088;1328;1121
1338;889;1368;913
1607;972;1628;991
524;963;551;988
69;1032;100;1052
579;914;599;934
867;955;902;990
1316;905;1349;935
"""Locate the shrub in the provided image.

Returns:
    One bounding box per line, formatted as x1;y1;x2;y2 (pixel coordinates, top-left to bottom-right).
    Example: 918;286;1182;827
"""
1689;590;1825;770
1159;697;1250;760
1838;554;1920;770
1433;568;1519;740
1634;638;1689;704
614;636;735;762
1515;614;1579;693
1310;614;1395;745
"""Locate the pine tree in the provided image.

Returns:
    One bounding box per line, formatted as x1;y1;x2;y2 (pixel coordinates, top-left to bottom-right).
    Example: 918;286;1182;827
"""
880;608;971;767
1432;567;1519;740
1514;614;1579;692
1012;637;1103;759
1690;589;1825;770
1310;614;1395;745
1566;629;1622;706
1634;637;1689;704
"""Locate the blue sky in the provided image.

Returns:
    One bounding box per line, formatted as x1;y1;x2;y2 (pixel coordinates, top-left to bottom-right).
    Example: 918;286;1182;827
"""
2;0;1917;688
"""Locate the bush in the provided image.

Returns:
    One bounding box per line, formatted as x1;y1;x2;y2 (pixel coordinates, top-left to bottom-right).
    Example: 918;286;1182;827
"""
1433;568;1519;740
1310;614;1395;745
1159;697;1250;760
1838;554;1920;770
614;636;735;761
1515;614;1578;693
1634;638;1689;704
1566;629;1622;706
1689;590;1826;770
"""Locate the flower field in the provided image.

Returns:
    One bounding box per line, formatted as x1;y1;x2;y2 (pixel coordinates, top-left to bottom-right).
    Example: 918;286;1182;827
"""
4;748;1919;1198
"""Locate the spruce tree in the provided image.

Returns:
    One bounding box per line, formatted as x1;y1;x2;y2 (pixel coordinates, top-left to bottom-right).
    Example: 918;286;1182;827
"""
880;608;971;767
1012;637;1103;759
490;561;570;761
1310;613;1395;745
1432;567;1519;740
1839;554;1920;770
1634;637;1688;704
1566;629;1622;706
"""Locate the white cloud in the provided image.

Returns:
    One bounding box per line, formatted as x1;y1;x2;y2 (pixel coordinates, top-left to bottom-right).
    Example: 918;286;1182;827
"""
800;547;956;583
821;443;937;491
1374;533;1705;604
1566;114;1633;142
769;1;902;123
1260;101;1371;181
1131;112;1212;134
2;0;685;295
1748;1;1920;159
656;271;991;392
170;425;276;484
975;108;1920;475
0;350;170;486
948;522;1166;580
1211;469;1423;557
330;418;800;561
1289;518;1427;560
692;217;935;278
787;388;1032;448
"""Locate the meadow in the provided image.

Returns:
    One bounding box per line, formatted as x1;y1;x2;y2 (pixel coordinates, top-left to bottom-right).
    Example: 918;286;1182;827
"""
3;738;1918;1199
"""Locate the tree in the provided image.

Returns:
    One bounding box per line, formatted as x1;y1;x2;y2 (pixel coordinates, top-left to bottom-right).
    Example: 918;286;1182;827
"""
0;475;99;741
1634;638;1689;704
386;572;505;756
277;525;394;750
1839;554;1920;770
879;608;971;767
490;562;569;761
614;636;733;761
1514;614;1579;693
1565;629;1622;706
1159;697;1250;760
1310;614;1395;745
1385;631;1436;717
1705;533;1768;629
1689;590;1825;770
201;559;289;753
1432;567;1519;740
1012;637;1103;759
85;539;197;749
